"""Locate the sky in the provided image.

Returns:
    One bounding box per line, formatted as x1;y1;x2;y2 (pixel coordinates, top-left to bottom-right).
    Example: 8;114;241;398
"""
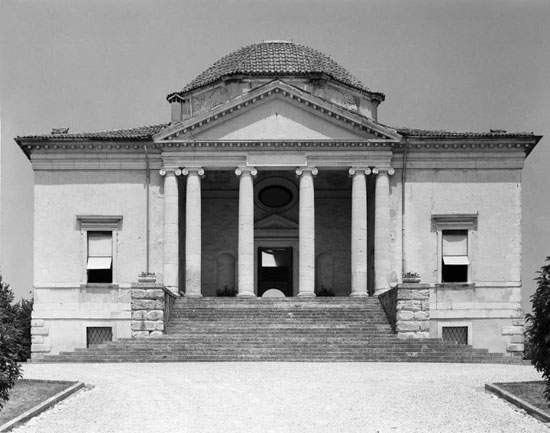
1;0;549;309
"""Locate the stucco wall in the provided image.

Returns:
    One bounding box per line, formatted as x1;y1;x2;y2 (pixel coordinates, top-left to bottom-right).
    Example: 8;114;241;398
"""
34;169;164;286
402;168;523;353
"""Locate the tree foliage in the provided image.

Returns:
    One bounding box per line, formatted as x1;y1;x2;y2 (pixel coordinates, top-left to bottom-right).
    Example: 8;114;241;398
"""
0;276;23;409
525;257;550;404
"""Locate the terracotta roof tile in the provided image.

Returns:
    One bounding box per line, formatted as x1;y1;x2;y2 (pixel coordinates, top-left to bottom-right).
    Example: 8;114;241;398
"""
16;123;168;141
169;41;377;98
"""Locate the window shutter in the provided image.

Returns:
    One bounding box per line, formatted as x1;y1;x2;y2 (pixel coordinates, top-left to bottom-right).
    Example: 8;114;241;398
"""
88;232;112;257
442;232;467;256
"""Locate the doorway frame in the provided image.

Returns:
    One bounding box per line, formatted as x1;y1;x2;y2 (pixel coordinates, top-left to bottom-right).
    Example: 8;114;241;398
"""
254;237;298;296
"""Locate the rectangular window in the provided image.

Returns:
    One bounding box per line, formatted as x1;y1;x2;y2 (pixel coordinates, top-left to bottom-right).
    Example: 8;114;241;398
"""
86;327;113;348
442;326;468;345
87;231;112;283
441;230;469;283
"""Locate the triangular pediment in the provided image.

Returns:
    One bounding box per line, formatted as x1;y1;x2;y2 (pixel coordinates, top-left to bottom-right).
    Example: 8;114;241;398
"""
255;214;298;230
154;81;400;143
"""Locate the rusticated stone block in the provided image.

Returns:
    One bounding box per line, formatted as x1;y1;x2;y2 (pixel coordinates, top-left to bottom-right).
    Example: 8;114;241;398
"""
145;310;164;321
414;311;429;321
420;301;429;311
397;300;422;312
150;331;163;337
131;299;164;310
506;343;524;352
397;311;414;321
511;319;524;326
509;335;524;344
132;310;146;320
31;319;44;327
31;343;51;353
31;335;44;344
502;326;523;335
132;331;150;338
131;289;146;299
419;321;430;331
143;289;165;300
32;326;49;336
131;320;145;331
397;321;420;332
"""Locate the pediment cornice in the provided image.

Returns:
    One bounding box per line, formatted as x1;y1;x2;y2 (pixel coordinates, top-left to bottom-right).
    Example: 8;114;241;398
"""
154;80;401;143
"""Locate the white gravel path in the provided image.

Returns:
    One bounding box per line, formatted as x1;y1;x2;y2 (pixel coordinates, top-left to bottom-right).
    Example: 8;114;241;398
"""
9;362;547;433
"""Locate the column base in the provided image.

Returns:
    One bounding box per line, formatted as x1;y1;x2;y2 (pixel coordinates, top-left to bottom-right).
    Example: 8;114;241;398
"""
185;293;202;298
297;292;316;297
349;291;367;297
237;292;256;298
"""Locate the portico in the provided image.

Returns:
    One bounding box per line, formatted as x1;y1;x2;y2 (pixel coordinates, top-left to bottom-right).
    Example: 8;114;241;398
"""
159;156;395;298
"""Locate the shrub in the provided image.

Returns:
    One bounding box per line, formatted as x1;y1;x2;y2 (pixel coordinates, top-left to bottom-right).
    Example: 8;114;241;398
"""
14;298;33;361
525;257;550;404
216;286;237;297
0;276;23;409
315;287;335;297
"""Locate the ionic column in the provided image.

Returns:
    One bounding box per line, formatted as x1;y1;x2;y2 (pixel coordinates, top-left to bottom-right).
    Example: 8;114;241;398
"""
296;167;318;296
235;167;257;296
373;167;394;295
183;167;204;297
349;168;370;296
160;168;181;294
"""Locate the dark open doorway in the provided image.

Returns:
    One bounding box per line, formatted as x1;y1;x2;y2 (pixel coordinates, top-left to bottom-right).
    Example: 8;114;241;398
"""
257;247;293;297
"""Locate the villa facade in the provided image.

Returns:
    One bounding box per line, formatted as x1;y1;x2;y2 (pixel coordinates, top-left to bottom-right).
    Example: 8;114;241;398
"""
16;41;540;358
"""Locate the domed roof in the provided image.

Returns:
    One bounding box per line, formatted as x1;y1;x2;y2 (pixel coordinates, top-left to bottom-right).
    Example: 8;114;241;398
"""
171;41;376;98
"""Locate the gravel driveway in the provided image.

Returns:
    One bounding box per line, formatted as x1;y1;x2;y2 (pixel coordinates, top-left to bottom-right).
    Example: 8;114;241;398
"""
10;362;546;433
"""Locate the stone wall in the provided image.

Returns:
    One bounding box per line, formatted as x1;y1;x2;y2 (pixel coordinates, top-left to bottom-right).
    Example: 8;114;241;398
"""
130;283;176;338
395;283;430;338
502;318;525;356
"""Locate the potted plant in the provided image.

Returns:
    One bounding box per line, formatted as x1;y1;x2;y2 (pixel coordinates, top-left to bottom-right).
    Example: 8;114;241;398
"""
403;272;421;284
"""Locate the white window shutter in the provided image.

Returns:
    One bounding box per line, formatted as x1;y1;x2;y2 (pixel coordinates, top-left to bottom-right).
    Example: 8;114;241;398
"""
442;232;467;256
87;257;112;269
88;232;112;257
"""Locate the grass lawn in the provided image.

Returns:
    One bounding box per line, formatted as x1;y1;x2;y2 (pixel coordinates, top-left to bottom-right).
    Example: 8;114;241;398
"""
495;381;550;415
0;379;78;426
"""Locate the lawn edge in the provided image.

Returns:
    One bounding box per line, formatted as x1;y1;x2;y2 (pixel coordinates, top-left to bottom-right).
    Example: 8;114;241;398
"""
485;382;550;423
0;381;84;432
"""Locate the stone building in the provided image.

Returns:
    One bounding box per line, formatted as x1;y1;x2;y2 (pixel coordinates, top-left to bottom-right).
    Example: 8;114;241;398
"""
16;41;541;359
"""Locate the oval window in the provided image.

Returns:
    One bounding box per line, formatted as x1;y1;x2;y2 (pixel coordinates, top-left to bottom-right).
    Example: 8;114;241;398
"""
259;185;293;208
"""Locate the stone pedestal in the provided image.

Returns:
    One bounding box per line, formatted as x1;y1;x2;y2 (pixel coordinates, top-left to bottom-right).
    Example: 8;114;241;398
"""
130;283;176;338
396;283;430;339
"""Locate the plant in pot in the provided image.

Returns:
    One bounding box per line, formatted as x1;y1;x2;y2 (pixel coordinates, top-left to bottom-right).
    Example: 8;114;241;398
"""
403;272;421;284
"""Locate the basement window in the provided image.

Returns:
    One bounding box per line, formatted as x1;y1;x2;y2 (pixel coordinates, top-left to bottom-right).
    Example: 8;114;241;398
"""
442;326;468;345
86;327;113;348
87;231;113;283
441;230;469;283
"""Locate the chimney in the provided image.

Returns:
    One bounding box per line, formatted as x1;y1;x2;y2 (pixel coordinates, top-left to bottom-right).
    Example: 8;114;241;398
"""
51;128;69;135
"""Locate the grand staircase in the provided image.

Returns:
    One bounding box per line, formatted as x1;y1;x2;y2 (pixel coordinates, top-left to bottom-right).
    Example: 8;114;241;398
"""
37;297;523;363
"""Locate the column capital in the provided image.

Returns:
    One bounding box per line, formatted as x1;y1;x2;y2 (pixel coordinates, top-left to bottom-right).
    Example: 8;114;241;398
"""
296;167;318;177
182;167;205;176
159;168;182;176
235;166;258;176
348;167;371;177
372;167;395;176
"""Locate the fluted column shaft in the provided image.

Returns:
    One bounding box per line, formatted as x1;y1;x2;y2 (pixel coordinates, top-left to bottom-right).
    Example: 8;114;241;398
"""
296;167;317;296
236;167;257;296
184;167;204;297
374;167;394;294
350;168;370;296
162;169;180;294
